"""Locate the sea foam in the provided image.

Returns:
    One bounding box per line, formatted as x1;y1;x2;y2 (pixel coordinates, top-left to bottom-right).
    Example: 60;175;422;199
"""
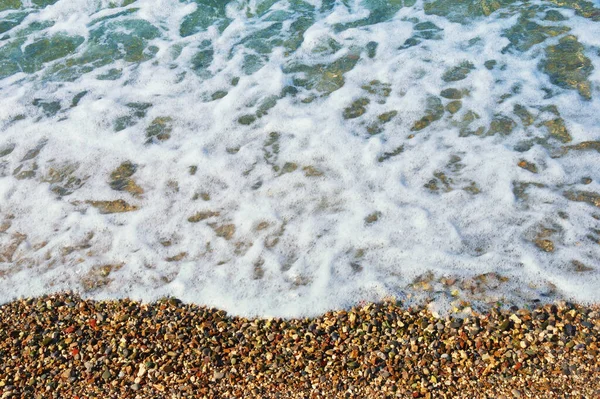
0;0;599;317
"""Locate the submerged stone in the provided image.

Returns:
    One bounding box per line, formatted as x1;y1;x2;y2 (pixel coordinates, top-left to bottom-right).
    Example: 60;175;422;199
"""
564;190;600;208
280;162;298;174
0;11;27;34
442;61;475;82
364;211;382;225
546;0;600;21
32;0;59;6
146;117;173;143
43;163;87;196
242;54;267;76
81;264;123;291
32;99;61;117
263;132;280;169
212;223;236;240
109;161;143;196
114;102;152;132
88;199;138;214
513;104;534;126
366;41;378;58
440;88;463;99
239;22;284;55
238;115;257;125
571;260;594;272
377;146;404;163
188;211;220;223
21;140;47;161
71;91;88;107
518;160;538;173
377;110;398;123
425;171;453;193
487;115;516;136
13;163;37;180
2;34;84;77
503;17;569;52
180;0;231;37
484;60;497;70
541;35;593;100
400;20;443;49
256;96;278;118
96;68;122;80
191;48;214;74
0;0;21;12
463;181;481;194
48;19;160;81
457;110;484;136
513;181;545;202
424;0;517;23
446;101;462;114
411;96;444;131
302;166;324;177
0;143;15;158
361;80;392;100
211;90;228;101
246;0;278;17
285;52;361;94
564;141;600;154
544;10;568;21
543;118;571;143
343;98;370;119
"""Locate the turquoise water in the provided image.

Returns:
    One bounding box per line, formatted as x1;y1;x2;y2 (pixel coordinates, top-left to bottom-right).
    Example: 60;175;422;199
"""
0;0;599;316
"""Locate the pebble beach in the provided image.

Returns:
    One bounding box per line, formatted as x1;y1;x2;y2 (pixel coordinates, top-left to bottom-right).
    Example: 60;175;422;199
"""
1;293;599;398
2;0;600;397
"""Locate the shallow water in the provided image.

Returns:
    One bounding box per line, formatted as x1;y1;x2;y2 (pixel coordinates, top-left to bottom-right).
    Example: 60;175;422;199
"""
0;0;599;317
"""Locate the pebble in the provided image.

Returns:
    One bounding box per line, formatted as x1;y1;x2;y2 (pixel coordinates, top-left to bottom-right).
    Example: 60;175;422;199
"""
0;293;599;398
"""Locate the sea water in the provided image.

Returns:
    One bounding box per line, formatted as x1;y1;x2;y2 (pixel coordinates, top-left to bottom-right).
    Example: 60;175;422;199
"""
0;0;599;317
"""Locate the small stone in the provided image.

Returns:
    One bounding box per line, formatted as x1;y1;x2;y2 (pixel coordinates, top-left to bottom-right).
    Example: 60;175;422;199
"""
564;324;576;336
87;199;138;214
535;239;555;252
450;320;462;329
146;117;173;142
544;118;572;143
440;88;463;99
238;115;256;125
446;100;462;114
518;160;538;173
213;371;225;380
343;98;370;119
188;211;220;223
347;361;359;369
212;224;236;240
280;162;298;174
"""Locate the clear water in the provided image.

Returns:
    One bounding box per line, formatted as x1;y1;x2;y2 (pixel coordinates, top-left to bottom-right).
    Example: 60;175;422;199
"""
0;0;599;317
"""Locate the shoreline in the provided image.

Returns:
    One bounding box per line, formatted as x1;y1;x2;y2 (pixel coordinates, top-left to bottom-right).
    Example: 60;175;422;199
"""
1;293;599;398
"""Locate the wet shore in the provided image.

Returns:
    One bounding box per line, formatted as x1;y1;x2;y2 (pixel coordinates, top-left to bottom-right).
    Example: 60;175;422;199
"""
1;293;599;398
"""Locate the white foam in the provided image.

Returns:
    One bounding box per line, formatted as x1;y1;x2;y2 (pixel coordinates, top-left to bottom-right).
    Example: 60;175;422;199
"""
0;0;599;317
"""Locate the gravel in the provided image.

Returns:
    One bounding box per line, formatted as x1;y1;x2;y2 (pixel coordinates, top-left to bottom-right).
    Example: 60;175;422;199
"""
1;293;599;398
